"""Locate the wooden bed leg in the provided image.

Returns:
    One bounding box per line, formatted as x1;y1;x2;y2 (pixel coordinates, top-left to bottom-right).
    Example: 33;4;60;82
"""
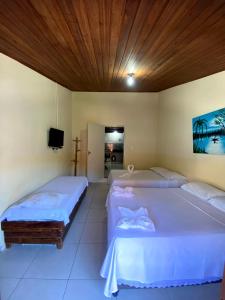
5;242;12;248
56;241;63;249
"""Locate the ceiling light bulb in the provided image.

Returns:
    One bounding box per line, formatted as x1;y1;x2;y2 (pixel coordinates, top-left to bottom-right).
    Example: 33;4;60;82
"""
127;74;135;86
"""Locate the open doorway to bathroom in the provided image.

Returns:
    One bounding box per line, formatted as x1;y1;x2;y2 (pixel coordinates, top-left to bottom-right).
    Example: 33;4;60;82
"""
104;127;124;178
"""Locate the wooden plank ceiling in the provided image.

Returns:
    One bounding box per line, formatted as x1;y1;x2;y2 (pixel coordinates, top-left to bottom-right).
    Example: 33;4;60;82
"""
0;0;225;92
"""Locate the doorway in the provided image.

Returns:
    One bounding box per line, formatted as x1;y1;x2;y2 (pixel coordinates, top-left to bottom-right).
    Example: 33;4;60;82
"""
104;127;124;178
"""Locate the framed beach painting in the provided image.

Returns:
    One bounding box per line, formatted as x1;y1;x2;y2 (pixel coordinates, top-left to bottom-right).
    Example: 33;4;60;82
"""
192;107;225;155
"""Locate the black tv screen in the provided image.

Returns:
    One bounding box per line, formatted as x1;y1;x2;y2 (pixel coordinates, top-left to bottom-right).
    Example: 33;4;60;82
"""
48;128;64;148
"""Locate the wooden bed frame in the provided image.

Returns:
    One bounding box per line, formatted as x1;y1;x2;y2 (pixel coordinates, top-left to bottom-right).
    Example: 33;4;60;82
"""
1;187;87;249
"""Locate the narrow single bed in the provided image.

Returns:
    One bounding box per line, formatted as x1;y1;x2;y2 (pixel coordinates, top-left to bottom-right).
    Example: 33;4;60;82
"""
1;176;88;249
101;185;225;297
108;167;186;188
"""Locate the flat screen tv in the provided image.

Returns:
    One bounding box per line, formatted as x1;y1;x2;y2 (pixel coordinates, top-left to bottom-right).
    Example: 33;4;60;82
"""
48;128;64;149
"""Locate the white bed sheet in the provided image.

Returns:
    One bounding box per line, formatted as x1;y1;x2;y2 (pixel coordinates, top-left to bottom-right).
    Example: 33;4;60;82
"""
101;187;225;297
1;176;88;225
108;169;186;188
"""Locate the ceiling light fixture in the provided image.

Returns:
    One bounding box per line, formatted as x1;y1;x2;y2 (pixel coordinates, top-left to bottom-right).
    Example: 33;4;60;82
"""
127;73;135;86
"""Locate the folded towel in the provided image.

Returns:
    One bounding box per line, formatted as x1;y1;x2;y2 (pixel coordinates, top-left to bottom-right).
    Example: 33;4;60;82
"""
111;191;134;198
119;172;131;178
111;186;134;198
118;171;140;178
18;192;68;209
127;164;134;173
116;206;155;231
112;186;133;193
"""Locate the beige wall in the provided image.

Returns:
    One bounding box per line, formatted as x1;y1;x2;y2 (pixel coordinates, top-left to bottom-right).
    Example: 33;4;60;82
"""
72;92;159;175
1;52;225;249
158;71;225;190
0;54;72;249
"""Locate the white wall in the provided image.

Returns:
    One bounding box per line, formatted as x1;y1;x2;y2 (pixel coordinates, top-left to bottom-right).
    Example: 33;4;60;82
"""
158;71;225;190
72;92;159;175
1;52;225;249
0;54;72;249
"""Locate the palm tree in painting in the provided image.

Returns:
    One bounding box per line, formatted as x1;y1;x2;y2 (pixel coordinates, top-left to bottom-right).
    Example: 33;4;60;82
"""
193;118;208;152
193;118;208;137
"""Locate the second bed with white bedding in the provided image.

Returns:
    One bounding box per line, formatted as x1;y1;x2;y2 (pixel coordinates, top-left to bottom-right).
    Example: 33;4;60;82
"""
108;169;186;188
101;187;225;297
1;176;88;225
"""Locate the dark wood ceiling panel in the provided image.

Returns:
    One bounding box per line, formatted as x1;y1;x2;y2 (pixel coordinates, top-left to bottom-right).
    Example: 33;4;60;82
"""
0;0;225;92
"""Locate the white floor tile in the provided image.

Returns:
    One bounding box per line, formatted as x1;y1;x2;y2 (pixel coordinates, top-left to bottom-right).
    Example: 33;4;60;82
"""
90;198;107;209
9;279;67;300
81;222;107;243
87;209;106;222
0;278;19;300
87;183;96;192
73;204;89;222
90;183;108;209
168;283;221;300
92;184;109;196
64;222;85;244
81;197;93;208
70;243;106;279
79;198;91;210
203;283;221;300
63;280;110;300
201;283;221;300
83;184;96;201
24;244;78;279
117;287;171;300
0;245;40;278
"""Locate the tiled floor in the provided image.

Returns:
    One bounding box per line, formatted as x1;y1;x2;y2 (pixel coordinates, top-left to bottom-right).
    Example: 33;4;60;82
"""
0;183;221;300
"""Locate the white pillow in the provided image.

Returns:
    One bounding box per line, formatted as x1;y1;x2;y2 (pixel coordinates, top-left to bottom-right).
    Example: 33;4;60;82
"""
209;196;225;213
150;167;186;181
181;182;225;201
166;172;186;181
150;167;169;176
150;167;173;178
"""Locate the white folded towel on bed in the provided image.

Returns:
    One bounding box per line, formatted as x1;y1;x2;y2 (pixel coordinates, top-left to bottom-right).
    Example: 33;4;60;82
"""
118;171;140;178
112;186;133;192
17;192;68;209
119;173;130;178
116;206;155;231
111;186;134;198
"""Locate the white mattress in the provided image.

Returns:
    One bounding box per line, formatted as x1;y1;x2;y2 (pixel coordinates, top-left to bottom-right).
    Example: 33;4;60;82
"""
108;169;186;188
1;176;88;225
101;187;225;297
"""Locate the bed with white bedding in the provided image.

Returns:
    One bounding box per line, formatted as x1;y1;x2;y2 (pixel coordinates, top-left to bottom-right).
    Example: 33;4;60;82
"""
101;187;225;297
108;169;186;188
1;176;88;249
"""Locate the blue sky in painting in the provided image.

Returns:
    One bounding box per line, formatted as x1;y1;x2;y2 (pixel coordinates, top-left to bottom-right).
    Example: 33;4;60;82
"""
193;107;225;133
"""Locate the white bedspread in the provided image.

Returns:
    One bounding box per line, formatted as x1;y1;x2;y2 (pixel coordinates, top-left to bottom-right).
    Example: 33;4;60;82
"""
108;169;186;188
101;187;225;297
1;176;88;225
